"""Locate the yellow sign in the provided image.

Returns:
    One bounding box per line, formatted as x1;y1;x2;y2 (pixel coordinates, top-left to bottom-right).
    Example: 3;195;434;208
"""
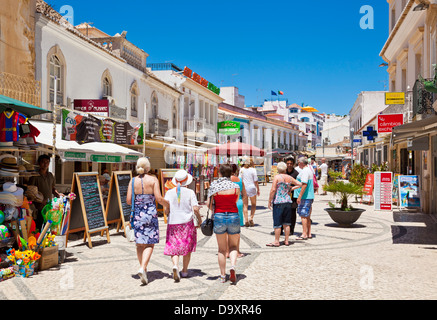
385;92;405;105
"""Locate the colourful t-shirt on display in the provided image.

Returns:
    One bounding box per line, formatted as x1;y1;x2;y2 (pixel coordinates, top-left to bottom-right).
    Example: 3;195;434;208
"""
0;111;27;142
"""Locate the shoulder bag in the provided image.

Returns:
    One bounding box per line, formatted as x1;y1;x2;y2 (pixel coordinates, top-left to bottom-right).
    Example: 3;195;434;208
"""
200;196;214;236
125;178;136;242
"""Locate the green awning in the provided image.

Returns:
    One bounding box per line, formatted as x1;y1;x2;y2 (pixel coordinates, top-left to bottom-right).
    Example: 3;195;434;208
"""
0;94;52;117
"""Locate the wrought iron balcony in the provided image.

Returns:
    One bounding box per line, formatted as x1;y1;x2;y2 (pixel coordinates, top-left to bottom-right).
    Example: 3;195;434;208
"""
149;118;169;136
413;79;437;117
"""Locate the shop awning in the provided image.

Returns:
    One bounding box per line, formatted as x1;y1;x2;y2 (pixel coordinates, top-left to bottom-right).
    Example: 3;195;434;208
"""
32;120;143;162
0;94;52;117
392;115;437;143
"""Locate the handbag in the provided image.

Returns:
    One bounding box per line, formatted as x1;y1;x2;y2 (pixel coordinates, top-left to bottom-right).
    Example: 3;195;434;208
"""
200;196;214;236
125;178;136;242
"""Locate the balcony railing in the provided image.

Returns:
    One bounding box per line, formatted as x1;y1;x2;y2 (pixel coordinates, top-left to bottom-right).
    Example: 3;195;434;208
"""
413;79;437;117
149;118;169;136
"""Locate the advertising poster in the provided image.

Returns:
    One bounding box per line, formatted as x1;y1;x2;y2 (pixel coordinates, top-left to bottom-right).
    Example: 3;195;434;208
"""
392;174;400;205
362;173;374;203
398;175;421;208
374;171;393;211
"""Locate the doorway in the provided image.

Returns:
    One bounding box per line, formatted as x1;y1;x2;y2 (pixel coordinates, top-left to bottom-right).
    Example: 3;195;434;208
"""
432;135;437;216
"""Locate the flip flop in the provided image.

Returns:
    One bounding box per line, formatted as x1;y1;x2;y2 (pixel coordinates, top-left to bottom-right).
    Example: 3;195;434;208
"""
295;236;308;240
266;243;280;247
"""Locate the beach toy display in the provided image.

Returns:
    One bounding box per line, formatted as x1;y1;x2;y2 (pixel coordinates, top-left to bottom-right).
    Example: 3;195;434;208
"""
0;225;9;240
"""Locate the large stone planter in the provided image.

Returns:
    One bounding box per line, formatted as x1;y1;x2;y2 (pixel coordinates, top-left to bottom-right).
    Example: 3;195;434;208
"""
324;208;365;227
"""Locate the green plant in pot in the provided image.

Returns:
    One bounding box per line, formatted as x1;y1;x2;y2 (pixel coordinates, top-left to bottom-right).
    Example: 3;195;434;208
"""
323;180;366;227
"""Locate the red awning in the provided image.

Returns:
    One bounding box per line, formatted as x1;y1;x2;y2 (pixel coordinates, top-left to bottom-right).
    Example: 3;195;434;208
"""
207;142;266;157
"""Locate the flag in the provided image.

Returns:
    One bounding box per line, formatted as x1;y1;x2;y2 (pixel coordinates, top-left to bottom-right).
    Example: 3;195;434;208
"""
278;90;284;95
271;90;277;96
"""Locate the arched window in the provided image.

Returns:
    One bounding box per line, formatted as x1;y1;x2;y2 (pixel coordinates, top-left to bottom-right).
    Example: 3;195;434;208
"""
151;92;158;119
49;55;63;105
130;82;138;118
102;70;113;97
47;45;66;108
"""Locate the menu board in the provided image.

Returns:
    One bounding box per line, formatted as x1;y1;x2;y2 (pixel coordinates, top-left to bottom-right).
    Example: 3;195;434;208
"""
67;172;110;248
255;165;266;185
374;172;393;211
105;171;132;236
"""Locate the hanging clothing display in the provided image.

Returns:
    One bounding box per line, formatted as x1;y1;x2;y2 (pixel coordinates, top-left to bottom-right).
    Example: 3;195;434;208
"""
0;110;28;142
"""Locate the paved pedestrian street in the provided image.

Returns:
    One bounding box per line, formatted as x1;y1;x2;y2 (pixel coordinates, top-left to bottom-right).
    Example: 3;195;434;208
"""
1;183;437;300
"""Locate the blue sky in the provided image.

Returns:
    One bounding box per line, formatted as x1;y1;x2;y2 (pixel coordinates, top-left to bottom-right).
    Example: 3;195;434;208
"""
52;0;389;115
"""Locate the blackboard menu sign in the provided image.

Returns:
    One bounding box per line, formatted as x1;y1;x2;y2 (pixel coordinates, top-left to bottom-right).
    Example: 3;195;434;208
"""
105;171;132;237
67;172;110;248
255;165;266;185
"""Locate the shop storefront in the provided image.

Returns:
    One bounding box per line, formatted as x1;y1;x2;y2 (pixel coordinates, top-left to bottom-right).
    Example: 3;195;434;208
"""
392;115;437;216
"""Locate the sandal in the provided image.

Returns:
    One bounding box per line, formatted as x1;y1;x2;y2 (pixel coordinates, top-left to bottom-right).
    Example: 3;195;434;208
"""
229;267;237;284
295;236;308;240
266;242;280;247
249;220;254;227
219;275;226;283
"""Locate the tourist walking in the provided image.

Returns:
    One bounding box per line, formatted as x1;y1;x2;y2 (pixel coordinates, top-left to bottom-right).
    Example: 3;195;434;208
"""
207;164;240;284
127;157;169;285
267;162;302;247
294;157;315;240
163;170;202;282
319;158;328;195
231;164;245;258
239;159;259;227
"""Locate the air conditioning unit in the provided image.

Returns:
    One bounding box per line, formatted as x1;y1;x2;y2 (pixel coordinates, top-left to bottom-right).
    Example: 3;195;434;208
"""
103;95;116;106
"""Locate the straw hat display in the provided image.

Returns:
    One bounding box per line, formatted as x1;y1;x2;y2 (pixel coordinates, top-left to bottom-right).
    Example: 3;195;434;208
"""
0;155;19;177
24;185;44;203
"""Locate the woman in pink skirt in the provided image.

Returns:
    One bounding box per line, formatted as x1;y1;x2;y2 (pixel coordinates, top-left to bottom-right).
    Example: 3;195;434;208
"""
164;170;202;282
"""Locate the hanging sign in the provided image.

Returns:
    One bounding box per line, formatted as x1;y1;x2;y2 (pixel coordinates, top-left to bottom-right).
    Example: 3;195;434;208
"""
217;121;241;135
385;92;405;105
377;114;404;133
62;108;143;145
374;171;393;211
398;175;421;208
74;99;109;117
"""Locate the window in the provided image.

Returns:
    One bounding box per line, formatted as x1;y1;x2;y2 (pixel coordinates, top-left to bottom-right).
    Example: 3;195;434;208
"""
49;55;63;105
102;70;113;97
130;82;138;118
151;92;158;119
172;103;177;129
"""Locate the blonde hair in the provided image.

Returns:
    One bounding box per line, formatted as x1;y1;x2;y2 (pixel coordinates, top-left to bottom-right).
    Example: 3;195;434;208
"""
136;157;151;175
277;161;287;173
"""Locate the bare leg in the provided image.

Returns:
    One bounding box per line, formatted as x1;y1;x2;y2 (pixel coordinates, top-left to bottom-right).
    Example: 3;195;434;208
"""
137;244;154;270
249;196;256;225
216;233;228;277
182;253;191;273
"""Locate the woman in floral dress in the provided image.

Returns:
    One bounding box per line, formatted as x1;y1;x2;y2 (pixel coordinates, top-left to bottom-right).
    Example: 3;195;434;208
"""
127;157;169;285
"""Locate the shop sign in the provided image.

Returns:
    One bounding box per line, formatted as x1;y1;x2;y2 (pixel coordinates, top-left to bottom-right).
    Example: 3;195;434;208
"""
385;92;405;105
63;151;87;161
125;155;140;162
377;114;404;133
374;171;393;211
74;99;109;117
90;154;122;163
398;175;421;208
183;66;220;95
217;121;241;135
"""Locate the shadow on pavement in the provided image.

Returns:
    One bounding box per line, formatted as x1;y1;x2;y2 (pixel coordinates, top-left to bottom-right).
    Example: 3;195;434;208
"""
391;211;437;246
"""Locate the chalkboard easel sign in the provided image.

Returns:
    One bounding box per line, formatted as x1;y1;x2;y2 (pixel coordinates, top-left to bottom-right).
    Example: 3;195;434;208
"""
255;165;266;185
67;172;111;248
105;171;132;237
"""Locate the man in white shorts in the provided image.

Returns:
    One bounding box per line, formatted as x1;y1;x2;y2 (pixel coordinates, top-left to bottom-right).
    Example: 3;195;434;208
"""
319;158;328;195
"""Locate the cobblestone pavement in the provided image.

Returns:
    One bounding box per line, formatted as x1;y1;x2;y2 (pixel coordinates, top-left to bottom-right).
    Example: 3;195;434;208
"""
1;183;437;300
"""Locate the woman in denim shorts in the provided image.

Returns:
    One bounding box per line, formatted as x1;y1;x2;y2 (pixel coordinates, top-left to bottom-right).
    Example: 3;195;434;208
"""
207;164;240;284
267;162;301;247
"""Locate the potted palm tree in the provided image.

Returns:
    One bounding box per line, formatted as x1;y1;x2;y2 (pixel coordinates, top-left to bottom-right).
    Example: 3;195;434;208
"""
323;179;366;227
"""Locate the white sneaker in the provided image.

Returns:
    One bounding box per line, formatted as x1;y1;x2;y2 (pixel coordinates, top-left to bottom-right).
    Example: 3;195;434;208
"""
172;266;180;282
138;268;148;285
180;271;188;278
